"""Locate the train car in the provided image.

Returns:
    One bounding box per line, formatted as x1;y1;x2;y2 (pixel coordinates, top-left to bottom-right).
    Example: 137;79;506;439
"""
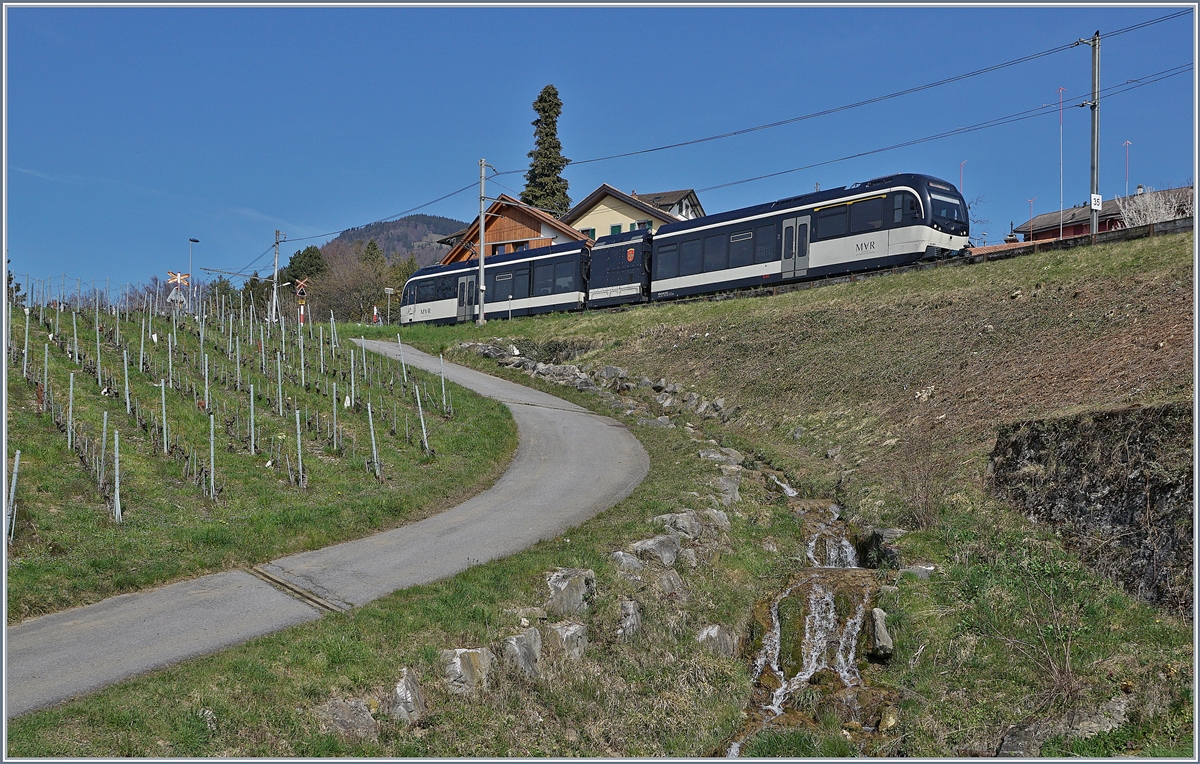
584;229;652;309
399;240;587;325
648;173;969;300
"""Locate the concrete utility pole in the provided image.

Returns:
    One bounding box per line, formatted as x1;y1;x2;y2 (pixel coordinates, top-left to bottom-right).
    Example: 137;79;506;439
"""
477;159;487;326
271;230;286;323
1078;30;1101;236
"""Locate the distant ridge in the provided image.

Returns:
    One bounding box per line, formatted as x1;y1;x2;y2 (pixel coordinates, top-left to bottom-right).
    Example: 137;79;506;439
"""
321;214;468;267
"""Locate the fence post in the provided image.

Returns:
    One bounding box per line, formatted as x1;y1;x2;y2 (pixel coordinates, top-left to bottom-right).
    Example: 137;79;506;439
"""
299;333;305;389
123;348;130;414
22;307;30;377
67;372;75;449
397;334;407;383
204;353;210;411
350;351;356;408
114;431;121;523
7;450;20;542
160;379;168;454
249;384;256;455
43;344;49;414
209;413;216;499
100;411;108;487
368;401;380;479
415;384;429;455
295;408;304;488
276;351;283;417
440;354;447;414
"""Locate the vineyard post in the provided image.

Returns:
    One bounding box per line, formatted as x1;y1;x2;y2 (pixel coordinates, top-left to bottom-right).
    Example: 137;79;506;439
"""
209;414;216;499
368;401;380;479
294;409;304;488
249;384;256;455
160;379;168;454
100;411;108;487
113;431;121;523
7;450;20;542
67;372;75;449
123;348;130;414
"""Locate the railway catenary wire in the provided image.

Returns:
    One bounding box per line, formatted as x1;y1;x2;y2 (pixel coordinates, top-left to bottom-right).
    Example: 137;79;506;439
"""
210;11;1190;280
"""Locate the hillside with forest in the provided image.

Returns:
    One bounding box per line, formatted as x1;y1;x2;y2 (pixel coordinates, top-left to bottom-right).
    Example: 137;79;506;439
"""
320;214;467;268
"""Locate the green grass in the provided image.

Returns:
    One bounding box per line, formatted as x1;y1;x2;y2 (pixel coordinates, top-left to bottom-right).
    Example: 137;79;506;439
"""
7;307;517;621
6;234;1192;756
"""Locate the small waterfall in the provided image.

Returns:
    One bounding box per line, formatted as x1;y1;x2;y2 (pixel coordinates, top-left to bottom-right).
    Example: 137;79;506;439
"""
726;502;873;757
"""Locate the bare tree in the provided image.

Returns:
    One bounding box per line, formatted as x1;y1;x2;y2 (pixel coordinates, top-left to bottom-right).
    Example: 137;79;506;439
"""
1115;185;1194;228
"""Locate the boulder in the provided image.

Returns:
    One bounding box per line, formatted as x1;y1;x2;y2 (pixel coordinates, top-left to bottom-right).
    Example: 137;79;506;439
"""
696;624;737;658
617;600;642;640
387;668;427;725
441;647;496;695
868;608;894;661
790;426;806;441
652;510;702;539
712;397;726;412
315;697;380;742
695;400;711;416
684;392;700;410
715;466;742;505
679;548;698;567
611;551;644;571
599;365;621;379
666;383;684;394
699;448;734;464
502;627;542;678
546;621;588;660
657;569;686;597
544;568;596;616
652;378;666;392
637;416;675;429
701;507;731;532
638;377;655;389
632;534;681;566
504;606;548;624
899;563;935;581
655;391;676;407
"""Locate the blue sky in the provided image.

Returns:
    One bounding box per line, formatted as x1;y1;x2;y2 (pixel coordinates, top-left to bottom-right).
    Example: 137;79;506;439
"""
4;3;1195;295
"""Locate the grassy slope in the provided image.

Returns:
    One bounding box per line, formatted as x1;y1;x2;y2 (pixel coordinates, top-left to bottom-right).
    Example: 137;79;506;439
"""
6;235;1192;757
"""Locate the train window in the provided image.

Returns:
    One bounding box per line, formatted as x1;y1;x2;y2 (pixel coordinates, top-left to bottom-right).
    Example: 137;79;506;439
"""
755;224;778;262
680;239;703;276
893;192;921;223
487;271;514;303
817;205;849;238
458;282;466;307
850;197;885;232
512;268;530;299
554;260;575;293
436;276;457;301
534;263;554;295
416;281;435;303
656;244;678;279
729;231;754;268
703;234;726;272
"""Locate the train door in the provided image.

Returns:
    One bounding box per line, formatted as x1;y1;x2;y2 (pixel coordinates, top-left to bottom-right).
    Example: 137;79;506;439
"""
456;275;476;322
781;216;810;280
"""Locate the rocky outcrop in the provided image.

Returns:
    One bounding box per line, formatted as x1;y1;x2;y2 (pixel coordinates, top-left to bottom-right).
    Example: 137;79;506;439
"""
696;624;738;657
315;697;379;742
544;568;596;616
631;534;681;567
502;627;542;679
868;608;893;661
988;403;1193;615
388;668;427;724
652;510;702;539
441;647;496;695
546;621;588;660
617;600;642;640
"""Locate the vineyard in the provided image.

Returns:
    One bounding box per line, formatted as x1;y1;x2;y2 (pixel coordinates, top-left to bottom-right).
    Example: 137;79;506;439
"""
5;288;516;622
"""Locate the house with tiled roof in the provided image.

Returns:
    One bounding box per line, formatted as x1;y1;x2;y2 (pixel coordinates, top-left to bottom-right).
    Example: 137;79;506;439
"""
438;194;588;265
1014;185;1193;241
560;184;705;240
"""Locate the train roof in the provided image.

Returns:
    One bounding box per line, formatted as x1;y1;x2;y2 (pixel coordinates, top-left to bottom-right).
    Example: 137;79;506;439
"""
405;239;587;283
654;173;959;236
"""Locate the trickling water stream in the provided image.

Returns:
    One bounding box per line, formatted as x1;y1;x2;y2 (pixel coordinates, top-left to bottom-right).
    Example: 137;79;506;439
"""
726;498;876;757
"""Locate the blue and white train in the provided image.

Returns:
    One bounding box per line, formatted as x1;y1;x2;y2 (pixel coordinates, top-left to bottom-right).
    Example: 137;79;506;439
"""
398;173;969;325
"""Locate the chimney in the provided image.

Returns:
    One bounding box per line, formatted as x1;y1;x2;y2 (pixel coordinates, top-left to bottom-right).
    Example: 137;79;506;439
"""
1137;184;1144;195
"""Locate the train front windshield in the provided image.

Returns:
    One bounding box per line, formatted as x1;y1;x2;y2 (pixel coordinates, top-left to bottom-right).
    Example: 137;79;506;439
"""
930;193;967;224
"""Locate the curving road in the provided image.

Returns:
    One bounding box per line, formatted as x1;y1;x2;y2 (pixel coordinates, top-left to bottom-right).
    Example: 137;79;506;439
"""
5;340;648;718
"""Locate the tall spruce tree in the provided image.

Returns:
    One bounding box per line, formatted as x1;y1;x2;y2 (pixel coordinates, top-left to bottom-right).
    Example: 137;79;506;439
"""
521;84;571;216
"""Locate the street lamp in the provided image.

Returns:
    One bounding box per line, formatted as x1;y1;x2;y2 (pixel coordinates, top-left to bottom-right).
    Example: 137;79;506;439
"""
188;238;199;312
384;287;394;325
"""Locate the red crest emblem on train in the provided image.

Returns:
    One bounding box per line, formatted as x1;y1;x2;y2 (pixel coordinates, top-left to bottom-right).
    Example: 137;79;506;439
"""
626;248;635;262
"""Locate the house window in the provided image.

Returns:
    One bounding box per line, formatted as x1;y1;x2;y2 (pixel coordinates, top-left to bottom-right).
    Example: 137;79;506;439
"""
512;241;528;252
634;220;651;231
492;244;506;256
610;225;623;236
580;228;596;240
